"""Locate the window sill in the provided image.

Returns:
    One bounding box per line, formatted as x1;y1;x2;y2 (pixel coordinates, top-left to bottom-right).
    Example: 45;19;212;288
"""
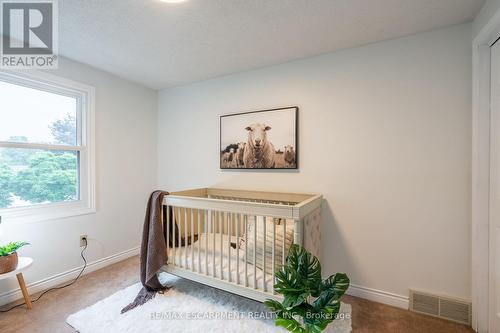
0;200;96;225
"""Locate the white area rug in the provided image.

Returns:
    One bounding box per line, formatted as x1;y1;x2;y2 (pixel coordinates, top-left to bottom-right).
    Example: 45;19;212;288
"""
67;273;351;333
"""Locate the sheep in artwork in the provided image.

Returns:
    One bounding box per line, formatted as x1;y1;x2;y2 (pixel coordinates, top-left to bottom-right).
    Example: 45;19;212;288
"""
236;142;246;167
224;148;235;166
283;145;296;168
228;148;236;167
222;152;229;165
243;123;275;168
221;148;235;167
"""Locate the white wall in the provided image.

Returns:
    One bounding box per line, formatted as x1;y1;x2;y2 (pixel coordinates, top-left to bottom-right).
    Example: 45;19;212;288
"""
474;0;500;37
157;24;472;302
0;58;158;304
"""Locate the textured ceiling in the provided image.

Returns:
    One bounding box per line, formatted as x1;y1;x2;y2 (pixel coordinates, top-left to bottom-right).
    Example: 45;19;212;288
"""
58;0;484;89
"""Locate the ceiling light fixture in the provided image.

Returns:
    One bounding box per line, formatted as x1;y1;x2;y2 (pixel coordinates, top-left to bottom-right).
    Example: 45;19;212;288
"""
160;0;186;3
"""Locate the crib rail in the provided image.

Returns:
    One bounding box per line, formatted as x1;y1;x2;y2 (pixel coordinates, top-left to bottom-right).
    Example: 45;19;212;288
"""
209;194;297;206
164;195;297;219
166;188;321;219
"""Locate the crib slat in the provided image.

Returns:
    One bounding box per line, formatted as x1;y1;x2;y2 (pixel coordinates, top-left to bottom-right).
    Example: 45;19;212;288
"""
253;215;257;289
184;208;188;268
245;214;248;287
220;211;223;280
282;220;286;266
172;206;176;265
166;205;169;258
272;217;276;294
178;207;182;267
228;212;232;283
198;209;201;273
191;209;194;271
212;211;216;277
205;210;209;275
236;213;240;285
263;215;266;292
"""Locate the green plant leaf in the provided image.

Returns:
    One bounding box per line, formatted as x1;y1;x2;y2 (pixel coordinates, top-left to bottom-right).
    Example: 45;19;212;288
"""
274;266;303;294
275;317;306;333
264;299;285;316
289;304;310;318
322;273;350;298
283;292;309;309
287;244;322;296
304;303;341;332
299;254;321;290
305;319;330;333
0;241;30;257
322;301;341;321
287;244;302;269
287;245;321;281
313;273;349;319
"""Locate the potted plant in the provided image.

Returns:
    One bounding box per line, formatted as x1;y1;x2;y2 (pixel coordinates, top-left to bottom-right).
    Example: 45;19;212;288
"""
265;244;350;333
0;241;29;274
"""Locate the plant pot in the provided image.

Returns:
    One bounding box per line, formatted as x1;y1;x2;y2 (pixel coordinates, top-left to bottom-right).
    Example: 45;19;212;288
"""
0;252;18;274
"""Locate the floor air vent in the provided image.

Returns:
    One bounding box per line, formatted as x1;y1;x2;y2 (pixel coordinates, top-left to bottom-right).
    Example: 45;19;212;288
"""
409;289;471;326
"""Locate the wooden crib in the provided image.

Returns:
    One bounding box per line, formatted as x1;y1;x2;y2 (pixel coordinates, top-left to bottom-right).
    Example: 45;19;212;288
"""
160;188;322;302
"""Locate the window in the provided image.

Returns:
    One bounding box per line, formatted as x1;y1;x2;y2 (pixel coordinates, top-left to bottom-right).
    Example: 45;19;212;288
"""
0;71;95;222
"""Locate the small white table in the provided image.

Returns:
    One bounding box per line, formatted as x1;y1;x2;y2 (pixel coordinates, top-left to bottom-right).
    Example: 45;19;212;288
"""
0;257;33;309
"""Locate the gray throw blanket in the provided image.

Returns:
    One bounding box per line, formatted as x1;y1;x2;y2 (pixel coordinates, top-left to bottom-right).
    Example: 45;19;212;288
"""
121;190;199;314
121;190;169;314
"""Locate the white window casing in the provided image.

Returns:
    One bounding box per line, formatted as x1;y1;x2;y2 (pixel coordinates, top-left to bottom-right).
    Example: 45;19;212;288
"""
0;70;96;224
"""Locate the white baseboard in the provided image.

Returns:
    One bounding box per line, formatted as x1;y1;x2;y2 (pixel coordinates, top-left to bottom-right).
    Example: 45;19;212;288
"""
1;247;409;311
347;283;409;309
0;246;140;307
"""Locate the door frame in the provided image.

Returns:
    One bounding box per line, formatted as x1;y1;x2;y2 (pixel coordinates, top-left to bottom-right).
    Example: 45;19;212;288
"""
473;10;500;333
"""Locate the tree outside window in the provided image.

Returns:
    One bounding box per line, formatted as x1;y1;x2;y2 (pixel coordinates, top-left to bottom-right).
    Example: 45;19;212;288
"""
0;115;78;209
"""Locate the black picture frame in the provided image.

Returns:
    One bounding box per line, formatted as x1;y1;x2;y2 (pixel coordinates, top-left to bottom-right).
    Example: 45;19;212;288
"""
220;106;298;170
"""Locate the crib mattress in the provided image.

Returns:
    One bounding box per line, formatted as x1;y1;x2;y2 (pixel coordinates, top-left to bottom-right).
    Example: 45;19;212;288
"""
166;233;276;292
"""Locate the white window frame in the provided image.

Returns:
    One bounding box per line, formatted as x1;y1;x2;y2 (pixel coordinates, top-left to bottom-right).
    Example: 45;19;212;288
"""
472;9;500;332
0;70;95;224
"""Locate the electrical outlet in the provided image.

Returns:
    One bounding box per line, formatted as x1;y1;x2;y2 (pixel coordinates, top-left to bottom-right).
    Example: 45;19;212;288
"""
80;235;88;247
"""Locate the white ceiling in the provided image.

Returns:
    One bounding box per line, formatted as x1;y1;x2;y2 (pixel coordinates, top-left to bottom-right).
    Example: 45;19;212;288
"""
59;0;485;89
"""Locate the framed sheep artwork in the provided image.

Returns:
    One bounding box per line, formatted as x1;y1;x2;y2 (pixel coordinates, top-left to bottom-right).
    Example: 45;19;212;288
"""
220;106;298;169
